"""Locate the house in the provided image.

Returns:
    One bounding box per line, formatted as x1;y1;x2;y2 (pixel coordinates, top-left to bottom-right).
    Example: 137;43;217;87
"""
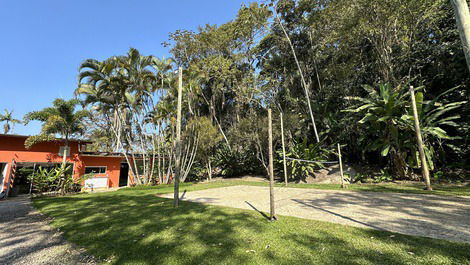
0;134;129;198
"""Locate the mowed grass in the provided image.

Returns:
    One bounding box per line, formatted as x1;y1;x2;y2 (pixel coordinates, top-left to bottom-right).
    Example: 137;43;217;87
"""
181;179;470;197
282;182;470;197
34;183;470;265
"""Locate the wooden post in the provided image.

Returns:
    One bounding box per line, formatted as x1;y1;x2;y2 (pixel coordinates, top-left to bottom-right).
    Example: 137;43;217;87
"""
29;163;37;195
451;0;470;73
174;67;183;207
268;109;276;220
280;113;288;186
410;86;433;191
337;144;346;189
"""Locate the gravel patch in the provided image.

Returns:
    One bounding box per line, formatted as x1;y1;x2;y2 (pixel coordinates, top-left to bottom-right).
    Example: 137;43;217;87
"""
0;195;96;265
162;185;470;243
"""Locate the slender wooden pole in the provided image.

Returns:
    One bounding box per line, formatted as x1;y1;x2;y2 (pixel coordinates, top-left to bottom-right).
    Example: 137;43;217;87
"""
29;163;37;195
268;109;276;220
451;0;470;73
410;86;432;191
337;144;346;189
280;113;288;186
174;67;183;207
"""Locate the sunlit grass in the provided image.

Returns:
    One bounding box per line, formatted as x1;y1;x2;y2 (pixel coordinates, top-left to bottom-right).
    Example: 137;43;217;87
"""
34;183;470;265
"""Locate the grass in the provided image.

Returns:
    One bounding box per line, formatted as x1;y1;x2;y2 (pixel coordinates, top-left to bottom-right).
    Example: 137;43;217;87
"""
282;182;470;197
176;179;470;197
34;183;470;265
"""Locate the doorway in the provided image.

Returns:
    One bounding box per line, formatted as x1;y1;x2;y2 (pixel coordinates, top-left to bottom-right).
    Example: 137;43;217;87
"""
0;163;7;194
119;163;129;187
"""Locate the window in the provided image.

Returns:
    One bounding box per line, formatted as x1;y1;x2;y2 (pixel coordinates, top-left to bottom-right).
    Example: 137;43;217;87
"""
58;146;70;156
85;166;106;174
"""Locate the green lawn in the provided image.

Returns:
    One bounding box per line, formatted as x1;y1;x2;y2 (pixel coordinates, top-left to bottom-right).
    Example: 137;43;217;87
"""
173;179;470;197
34;183;470;265
282;182;470;197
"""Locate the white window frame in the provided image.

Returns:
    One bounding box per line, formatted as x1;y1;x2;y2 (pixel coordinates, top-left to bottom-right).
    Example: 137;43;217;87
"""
84;166;107;174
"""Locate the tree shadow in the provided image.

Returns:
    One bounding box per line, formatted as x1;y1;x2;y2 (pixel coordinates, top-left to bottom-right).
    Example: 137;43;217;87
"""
32;188;470;265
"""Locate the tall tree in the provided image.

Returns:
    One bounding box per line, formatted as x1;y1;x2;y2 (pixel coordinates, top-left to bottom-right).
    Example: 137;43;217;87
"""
451;0;470;72
24;98;88;156
24;99;88;193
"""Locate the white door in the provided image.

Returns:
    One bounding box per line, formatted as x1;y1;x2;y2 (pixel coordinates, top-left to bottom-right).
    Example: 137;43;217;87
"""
0;163;8;193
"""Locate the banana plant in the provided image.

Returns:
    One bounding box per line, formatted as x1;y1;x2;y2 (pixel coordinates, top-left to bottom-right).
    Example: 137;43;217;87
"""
345;83;466;176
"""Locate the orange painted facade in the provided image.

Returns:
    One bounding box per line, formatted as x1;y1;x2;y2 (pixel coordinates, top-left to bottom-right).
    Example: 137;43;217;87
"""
0;134;124;194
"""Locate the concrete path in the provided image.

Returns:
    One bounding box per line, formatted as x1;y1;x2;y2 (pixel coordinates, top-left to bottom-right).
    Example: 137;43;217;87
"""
0;195;95;265
163;185;470;243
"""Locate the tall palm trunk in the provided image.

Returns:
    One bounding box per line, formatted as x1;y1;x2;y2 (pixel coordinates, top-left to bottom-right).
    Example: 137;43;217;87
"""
451;0;470;73
59;136;69;195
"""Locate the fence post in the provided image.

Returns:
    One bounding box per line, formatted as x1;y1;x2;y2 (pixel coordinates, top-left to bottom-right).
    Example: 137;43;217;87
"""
268;109;276;220
280;113;288;186
174;66;183;207
337;144;346;189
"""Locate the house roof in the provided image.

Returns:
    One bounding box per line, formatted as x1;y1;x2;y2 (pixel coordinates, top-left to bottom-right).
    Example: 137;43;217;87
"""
0;133;92;144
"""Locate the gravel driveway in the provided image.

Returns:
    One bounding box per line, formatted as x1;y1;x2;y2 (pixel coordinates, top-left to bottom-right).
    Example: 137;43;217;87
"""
162;185;470;243
0;195;95;265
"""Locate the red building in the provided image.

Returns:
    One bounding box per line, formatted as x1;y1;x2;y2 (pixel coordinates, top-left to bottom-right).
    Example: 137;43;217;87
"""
0;134;129;198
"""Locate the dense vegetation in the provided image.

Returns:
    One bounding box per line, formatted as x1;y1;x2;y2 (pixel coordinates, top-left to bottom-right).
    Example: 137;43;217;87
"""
21;0;468;186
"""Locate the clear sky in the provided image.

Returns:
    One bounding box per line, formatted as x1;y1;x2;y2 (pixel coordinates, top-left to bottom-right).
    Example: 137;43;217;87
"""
0;0;250;135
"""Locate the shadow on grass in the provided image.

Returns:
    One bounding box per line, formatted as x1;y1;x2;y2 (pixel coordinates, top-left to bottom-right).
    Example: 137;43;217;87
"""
34;190;263;264
33;187;470;265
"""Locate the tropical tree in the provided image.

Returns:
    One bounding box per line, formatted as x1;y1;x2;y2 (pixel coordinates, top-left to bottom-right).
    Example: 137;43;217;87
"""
77;48;176;185
0;109;21;134
24;98;88;193
188;116;222;181
345;83;465;180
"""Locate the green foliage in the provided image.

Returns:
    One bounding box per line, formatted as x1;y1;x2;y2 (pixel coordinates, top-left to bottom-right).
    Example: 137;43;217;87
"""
67;0;470;184
280;138;334;180
24;98;88;148
187;116;222;159
213;145;262;177
344;84;465;177
27;165;91;194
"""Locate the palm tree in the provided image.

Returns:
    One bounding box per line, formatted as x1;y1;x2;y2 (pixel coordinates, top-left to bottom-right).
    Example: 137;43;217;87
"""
24;98;88;162
77;48;164;185
24;98;88;194
0;109;21;134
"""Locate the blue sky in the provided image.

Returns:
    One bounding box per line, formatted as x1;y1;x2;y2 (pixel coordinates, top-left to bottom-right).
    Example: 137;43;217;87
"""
0;0;250;135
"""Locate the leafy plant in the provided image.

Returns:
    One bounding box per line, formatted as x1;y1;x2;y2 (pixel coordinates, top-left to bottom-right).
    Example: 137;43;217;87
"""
28;165;93;194
279;138;334;180
345;84;466;178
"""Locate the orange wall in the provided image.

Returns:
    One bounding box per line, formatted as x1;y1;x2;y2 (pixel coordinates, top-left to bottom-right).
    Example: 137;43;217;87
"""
0;135;122;191
77;156;122;188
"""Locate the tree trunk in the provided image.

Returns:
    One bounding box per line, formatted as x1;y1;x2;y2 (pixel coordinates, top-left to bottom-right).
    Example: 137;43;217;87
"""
274;8;320;143
207;159;212;182
60;137;69;195
410;86;433;191
451;0;470;73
